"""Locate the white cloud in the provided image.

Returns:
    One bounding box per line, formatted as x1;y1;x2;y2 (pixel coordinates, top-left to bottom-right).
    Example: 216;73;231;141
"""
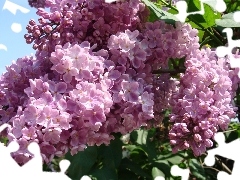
0;44;7;51
11;23;22;33
2;0;30;15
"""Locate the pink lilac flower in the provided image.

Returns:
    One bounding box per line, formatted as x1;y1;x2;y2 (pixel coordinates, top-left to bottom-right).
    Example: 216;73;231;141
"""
169;48;236;156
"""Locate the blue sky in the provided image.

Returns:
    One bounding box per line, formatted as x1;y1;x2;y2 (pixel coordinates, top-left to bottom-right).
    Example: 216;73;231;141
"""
0;0;39;74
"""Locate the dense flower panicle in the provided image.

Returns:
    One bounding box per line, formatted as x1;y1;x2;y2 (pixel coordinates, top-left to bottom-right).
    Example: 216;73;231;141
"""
103;29;155;134
5;42;118;163
2;26;156;163
0;56;42;119
1;0;239;164
169;48;237;156
141;21;199;70
220;52;240;94
174;22;200;58
6;0;154;163
140;21;200;128
25;0;146;57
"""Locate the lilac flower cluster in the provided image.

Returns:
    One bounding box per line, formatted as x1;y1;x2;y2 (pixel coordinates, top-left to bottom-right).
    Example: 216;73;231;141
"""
0;0;238;164
1;0;151;164
140;21;200;126
221;52;240;94
0;56;42;122
169;48;237;156
5;42;115;163
25;0;146;55
140;21;199;70
105;29;154;134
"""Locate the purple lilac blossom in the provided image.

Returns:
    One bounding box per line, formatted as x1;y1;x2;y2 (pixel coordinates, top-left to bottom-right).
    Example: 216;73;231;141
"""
0;0;238;165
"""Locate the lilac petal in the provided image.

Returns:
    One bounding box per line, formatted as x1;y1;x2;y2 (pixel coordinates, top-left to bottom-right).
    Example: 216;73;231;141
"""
80;41;91;49
50;49;64;64
115;66;126;74
70;68;78;76
126;68;136;77
118;56;127;65
67;100;77;112
142;104;153;112
82;70;91;79
48;81;56;92
56;82;67;93
104;60;115;69
41;143;56;155
41;92;53;103
132;58;142;68
148;40;156;48
12;128;22;138
129;82;139;91
145;22;153;30
63;72;72;83
129;92;138;102
135;50;146;60
109;70;121;80
146;30;154;39
57;98;67;111
121;81;130;90
24;105;37;119
93;112;106;123
54;64;65;74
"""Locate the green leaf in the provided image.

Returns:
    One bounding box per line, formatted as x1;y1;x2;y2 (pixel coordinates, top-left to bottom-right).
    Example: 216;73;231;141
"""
186;0;207;26
202;5;221;27
136;129;148;145
167;155;184;165
65;146;98;180
148;6;160;22
90;166;118;180
119;158;152;179
225;130;239;143
133;129;157;159
153;160;171;178
128;146;148;166
118;169;139;180
186;0;220;28
225;0;240;12
130;130;138;142
141;0;179;23
187;0;202;12
152;167;165;179
215;13;240;27
189;159;206;180
98;137;123;169
157;151;185;162
144;128;157;159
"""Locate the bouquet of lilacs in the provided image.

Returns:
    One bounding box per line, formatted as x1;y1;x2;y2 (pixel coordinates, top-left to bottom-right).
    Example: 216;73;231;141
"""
0;0;239;165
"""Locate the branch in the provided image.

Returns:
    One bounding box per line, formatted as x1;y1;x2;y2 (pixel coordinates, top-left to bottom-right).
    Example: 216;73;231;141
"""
215;156;232;174
203;166;220;172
